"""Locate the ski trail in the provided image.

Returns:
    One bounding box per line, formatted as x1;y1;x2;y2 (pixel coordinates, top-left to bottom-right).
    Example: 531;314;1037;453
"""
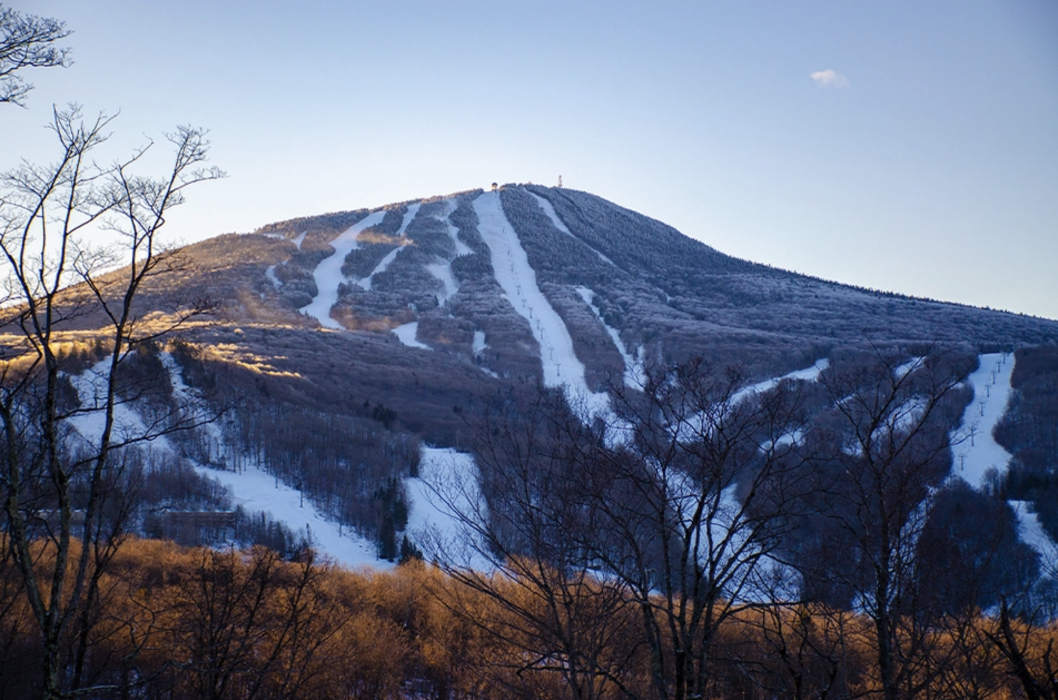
355;203;421;291
405;446;492;570
473;191;607;415
576;286;644;388
952;353;1014;489
528;191;615;266
299;210;386;328
160;353;387;569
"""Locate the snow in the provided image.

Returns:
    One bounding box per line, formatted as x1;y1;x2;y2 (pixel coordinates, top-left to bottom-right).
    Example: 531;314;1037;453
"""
731;359;829;406
473;191;608;416
357;246;403;290
405;446;491;570
472;330;487;356
67;361;154;449
426;261;459;301
265;265;282;289
894;356;924;380
421;199;466;303
197;461;387;570
159;353;387;570
948;354;1053;552
299;210;386;329
528;191;615;266
396;203;421;237
1009;500;1052;556
576;286;644;388
291;230;307;250
392;322;430;350
951;353;1014;489
443;199;473;256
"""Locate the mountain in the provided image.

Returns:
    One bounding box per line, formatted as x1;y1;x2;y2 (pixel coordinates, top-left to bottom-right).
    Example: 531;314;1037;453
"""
52;183;1058;565
130;184;1057;437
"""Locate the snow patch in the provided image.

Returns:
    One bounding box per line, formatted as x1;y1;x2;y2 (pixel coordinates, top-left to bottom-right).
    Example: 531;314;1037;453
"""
472;330;487;356
473;191;607;416
265;265;282;289
392;322;430;350
291;230;307;250
299;210;386;329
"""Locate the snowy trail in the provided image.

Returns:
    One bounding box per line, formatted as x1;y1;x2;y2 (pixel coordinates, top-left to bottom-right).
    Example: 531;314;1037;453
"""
357;247;402;290
300;210;386;329
356;203;422;290
159;354;386;570
473;191;607;414
1010;500;1052;555
197;461;387;570
948;353;1052;553
576;286;644;388
952;353;1014;489
265;265;282;289
405;446;491;570
731;359;829;405
423;199;465;303
528;191;615;266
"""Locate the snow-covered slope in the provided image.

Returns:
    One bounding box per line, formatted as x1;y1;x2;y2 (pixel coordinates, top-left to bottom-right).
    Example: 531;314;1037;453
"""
952;353;1015;488
474;190;608;414
300;210;386;328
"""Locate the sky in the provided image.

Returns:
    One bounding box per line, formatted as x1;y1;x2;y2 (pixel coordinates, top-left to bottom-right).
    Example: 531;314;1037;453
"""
5;0;1058;320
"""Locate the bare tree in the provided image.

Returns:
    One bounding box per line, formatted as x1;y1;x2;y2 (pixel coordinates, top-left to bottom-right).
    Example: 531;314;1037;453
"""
579;359;811;700
0;4;70;106
429;359;811;700
804;347;974;700
423;387;643;700
0;106;222;699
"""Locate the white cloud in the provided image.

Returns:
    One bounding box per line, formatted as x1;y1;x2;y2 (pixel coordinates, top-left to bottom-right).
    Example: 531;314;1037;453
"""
810;69;849;88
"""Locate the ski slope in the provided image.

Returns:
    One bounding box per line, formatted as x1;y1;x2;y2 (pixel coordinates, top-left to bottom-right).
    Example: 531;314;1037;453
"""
528;191;615;266
355;203;421;290
300;210;386;328
474;190;608;415
159;354;386;569
576;286;644;388
404;446;491;570
952;353;1014;489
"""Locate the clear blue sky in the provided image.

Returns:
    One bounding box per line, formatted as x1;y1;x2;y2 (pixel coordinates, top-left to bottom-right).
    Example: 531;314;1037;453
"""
6;1;1058;319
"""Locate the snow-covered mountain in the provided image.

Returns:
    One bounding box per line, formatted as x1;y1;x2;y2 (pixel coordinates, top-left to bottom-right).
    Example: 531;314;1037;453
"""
61;184;1058;568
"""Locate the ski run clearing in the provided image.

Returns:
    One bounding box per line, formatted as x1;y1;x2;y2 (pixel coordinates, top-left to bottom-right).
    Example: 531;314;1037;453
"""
299;210;386;329
576;286;644;388
474;190;608;415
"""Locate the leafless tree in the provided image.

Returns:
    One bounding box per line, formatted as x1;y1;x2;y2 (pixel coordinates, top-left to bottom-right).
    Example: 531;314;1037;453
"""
805;347;975;700
429;358;812;700
0;106;223;699
423;387;643;700
0;4;70;106
578;359;811;700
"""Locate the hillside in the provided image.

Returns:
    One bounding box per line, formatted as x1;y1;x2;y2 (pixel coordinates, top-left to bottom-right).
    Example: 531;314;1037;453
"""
26;184;1058;567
